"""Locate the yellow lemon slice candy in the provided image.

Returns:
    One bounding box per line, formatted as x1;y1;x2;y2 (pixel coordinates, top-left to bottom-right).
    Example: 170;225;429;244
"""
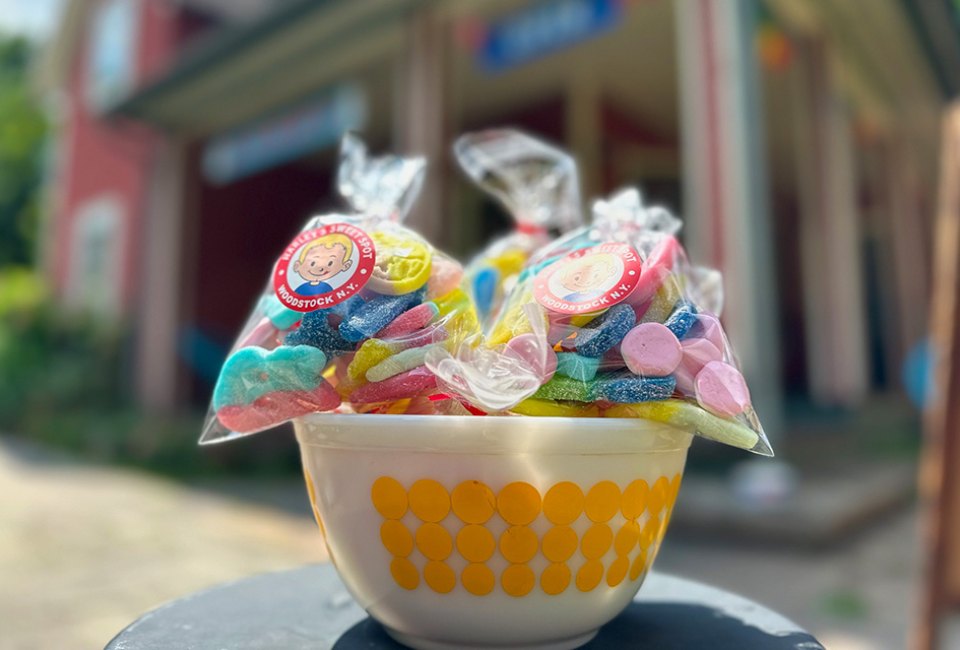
368;230;432;295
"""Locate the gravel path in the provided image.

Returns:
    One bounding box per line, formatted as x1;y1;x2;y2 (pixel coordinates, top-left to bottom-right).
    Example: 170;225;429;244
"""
0;437;325;650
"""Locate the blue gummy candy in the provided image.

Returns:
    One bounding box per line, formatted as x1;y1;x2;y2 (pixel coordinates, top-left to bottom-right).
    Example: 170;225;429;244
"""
575;304;637;358
556;352;600;382
473;267;499;319
213;345;326;410
665;303;698;339
260;295;302;330
339;289;425;343
589;373;675;403
326;294;365;319
285;311;354;355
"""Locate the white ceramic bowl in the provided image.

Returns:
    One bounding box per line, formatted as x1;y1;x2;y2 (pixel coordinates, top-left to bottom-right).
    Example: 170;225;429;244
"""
296;414;692;650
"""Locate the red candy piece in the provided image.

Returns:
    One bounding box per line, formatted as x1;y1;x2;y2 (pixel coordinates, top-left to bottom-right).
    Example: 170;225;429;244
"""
349;366;437;403
217;381;341;433
376;303;439;339
633;236;681;304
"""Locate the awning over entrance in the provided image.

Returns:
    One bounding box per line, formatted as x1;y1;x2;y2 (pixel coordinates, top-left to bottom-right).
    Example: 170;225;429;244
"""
110;0;423;136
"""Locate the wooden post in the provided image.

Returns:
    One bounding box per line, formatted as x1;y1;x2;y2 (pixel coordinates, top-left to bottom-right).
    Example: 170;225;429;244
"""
916;102;960;650
394;7;450;246
136;138;187;411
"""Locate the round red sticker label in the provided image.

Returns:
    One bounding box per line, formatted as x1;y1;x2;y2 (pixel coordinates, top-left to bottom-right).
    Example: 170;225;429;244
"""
273;223;376;312
533;243;642;314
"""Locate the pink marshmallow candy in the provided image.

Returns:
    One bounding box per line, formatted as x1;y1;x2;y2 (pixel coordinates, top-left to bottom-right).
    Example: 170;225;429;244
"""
621;322;683;377
674;337;724;395
504;333;558;382
694;360;751;418
688;313;725;353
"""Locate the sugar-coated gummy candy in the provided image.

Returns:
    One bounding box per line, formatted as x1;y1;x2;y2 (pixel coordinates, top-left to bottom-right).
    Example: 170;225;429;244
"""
366;343;442;382
285;311;353;354
694;360;751;417
664;303;698;339
621;322;682;377
556;352;600;382
347;327;450;382
605;400;759;451
348;365;437;403
376;302;439;339
532;375;592;402
511;398;600;417
674;337;723;395
213;345;327;410
504;332;557;382
574;304;637;358
217;380;341;434
589;372;676;403
339;288;425;343
347;339;395;380
326;294;365;319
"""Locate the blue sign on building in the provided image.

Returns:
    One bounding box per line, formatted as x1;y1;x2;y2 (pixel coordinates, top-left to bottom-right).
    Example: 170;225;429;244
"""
202;84;367;185
477;0;624;73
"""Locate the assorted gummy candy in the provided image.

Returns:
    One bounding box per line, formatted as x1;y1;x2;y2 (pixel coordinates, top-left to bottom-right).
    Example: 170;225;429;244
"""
202;133;770;457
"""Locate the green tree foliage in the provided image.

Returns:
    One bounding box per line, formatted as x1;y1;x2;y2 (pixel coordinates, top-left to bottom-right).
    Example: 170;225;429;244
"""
0;35;47;266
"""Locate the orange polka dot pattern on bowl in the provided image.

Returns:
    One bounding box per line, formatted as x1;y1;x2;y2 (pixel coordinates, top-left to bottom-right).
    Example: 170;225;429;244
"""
368;475;682;597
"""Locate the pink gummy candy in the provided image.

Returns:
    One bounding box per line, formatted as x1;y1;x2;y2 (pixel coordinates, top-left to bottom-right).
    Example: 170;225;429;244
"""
217;381;341;433
621;322;683;377
633;236;681;304
377;302;440;339
689;313;726;353
674;337;724;395
349;366;437;403
504;333;558;382
426;257;464;300
694;360;751;418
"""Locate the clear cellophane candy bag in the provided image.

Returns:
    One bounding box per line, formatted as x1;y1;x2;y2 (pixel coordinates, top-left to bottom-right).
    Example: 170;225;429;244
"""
201;135;480;443
456;129;582;328
427;188;772;455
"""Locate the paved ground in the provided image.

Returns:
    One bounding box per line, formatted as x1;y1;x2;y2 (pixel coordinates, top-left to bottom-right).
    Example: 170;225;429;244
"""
1;435;921;650
0;437;325;650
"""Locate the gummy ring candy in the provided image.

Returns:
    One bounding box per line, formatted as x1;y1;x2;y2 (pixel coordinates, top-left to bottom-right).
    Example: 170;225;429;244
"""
367;230;432;295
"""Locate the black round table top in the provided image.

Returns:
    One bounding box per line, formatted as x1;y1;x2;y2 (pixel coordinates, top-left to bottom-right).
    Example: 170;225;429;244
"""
105;564;824;650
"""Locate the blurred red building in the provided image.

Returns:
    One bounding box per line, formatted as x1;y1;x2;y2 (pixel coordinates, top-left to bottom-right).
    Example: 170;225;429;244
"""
36;0;960;431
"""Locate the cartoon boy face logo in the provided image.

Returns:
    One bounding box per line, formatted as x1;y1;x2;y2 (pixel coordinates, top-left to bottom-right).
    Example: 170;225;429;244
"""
554;253;620;302
557;255;618;300
274;224;376;312
292;234;354;296
534;243;642;314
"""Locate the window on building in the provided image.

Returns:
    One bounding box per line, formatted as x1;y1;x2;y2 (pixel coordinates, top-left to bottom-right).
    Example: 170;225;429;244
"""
67;196;124;318
85;0;139;112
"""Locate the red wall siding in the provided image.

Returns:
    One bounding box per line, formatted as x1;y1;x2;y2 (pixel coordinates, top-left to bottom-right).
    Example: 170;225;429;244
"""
50;0;194;315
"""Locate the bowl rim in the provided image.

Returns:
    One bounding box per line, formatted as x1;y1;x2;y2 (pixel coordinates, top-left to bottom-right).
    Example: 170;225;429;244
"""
294;413;694;455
